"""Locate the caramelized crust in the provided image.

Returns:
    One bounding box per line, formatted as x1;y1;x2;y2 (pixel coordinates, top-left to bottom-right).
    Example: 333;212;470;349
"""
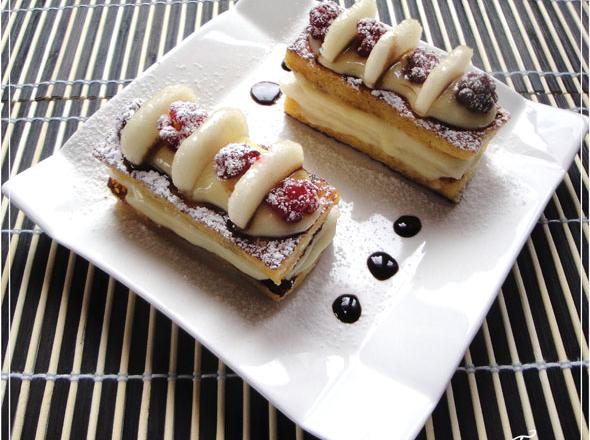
285;31;510;161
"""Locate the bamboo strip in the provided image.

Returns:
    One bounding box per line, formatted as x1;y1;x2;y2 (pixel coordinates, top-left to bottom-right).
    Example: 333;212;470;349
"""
86;277;116;440
33;251;77;440
482;321;513;439
463;350;488;440
268;404;277;440
110;293;136;440
242;383;250;440
137;306;156;440
190;341;202;440
59;264;95;440
444;383;462;439
216;360;225;440
164;324;179;440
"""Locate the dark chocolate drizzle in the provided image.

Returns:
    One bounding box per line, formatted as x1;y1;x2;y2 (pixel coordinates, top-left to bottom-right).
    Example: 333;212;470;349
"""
332;294;361;323
393;215;422;238
367;252;398;280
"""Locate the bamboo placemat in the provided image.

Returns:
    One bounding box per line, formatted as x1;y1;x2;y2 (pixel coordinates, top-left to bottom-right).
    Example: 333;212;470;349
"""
1;0;587;438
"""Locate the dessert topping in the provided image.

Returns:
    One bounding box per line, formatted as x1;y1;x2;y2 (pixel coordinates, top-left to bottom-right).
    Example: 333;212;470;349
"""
266;178;319;223
393;215;422;237
454;72;498;113
157;101;207;147
403;48;440;84
332;294;362;323
356;18;387;56
367;251;399;280
215;143;261;179
309;1;343;41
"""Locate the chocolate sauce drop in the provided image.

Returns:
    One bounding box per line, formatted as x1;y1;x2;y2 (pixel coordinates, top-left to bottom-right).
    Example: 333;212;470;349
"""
332;295;361;323
281;60;291;71
250;81;282;105
367;252;399;280
393;215;422;237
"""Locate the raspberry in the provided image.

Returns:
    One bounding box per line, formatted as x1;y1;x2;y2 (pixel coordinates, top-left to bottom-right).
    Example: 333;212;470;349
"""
402;48;440;84
356;18;388;57
215;143;261;179
309;1;342;41
116;99;142;139
157;101;207;147
454;72;498;113
266;178;320;223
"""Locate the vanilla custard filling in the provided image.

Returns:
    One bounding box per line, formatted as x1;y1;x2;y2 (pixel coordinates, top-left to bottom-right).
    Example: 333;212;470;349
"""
281;74;476;180
122;176;338;282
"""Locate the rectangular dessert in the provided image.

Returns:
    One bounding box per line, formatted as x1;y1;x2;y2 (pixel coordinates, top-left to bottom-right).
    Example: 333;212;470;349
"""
282;0;510;202
95;86;339;300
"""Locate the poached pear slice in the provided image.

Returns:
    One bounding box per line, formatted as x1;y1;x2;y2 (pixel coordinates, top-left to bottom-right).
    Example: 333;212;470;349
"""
364;19;422;88
320;0;377;63
121;85;196;165
228;140;304;229
171;108;248;193
414;45;473;116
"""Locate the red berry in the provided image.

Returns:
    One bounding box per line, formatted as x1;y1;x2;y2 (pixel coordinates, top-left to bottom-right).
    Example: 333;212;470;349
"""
403;48;440;84
309;1;342;41
215;143;261;179
454;72;498;113
266;178;320;223
356;18;388;57
157;101;207;147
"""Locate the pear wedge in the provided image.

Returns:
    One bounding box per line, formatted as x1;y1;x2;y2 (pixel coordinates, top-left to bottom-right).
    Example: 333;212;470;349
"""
320;0;377;63
171;108;248;193
364;19;422;88
228;140;304;229
414;45;473;116
121;85;196;165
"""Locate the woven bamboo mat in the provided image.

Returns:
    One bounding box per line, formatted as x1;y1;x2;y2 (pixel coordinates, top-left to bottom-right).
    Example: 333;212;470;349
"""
1;0;588;438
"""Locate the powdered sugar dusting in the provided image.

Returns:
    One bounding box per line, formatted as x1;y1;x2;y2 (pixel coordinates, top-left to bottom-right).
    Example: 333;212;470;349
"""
288;30;316;62
346;76;363;90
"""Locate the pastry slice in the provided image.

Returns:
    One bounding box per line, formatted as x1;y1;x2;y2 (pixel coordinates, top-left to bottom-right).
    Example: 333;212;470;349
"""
95;85;340;300
283;0;510;202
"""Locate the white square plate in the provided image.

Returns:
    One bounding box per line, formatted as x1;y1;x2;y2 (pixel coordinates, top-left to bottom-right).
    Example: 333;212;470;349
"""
3;1;588;438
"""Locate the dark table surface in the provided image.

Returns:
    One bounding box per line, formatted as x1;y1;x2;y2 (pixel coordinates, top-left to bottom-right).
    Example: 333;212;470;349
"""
1;0;588;438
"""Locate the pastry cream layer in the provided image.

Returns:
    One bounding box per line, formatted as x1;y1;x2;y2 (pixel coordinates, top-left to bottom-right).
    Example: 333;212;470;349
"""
281;74;476;180
122;176;338;281
150;146;320;237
